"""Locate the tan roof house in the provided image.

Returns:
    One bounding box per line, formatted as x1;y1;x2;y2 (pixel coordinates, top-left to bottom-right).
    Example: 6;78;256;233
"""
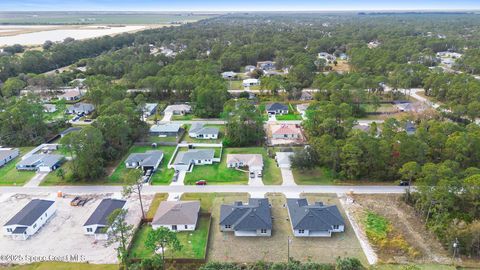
152;201;200;231
226;154;263;173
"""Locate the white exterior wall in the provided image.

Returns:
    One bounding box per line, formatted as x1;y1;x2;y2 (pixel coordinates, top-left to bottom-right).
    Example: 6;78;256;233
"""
3;203;56;240
152;224;196;231
0;149;19;167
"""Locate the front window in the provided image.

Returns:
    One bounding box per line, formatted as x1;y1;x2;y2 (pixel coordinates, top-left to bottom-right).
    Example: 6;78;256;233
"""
333;225;339;230
225;225;232;229
298;229;305;234
261;229;267;234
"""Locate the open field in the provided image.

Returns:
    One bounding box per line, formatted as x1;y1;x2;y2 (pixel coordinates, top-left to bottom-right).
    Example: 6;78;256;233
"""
0;12;216;25
0;192;153;265
183;147;282;185
344;194;457;266
208;193;367;264
0;147;35;186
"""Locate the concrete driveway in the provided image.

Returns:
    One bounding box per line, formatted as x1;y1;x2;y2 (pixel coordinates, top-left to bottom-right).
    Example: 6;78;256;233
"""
280;168;296;186
170;171;186;186
161;112;173;122
24;172;48;187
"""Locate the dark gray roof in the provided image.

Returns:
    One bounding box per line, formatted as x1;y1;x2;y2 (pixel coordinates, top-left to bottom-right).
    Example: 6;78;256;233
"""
190;123;219;136
17;154;63;168
174;149;215;165
287;198;345;231
84;199;126;226
4;199;55;226
152;201;200;225
125;150;163;167
60;127;81;136
220;198;272;230
266;103;288;111
150;123;181;133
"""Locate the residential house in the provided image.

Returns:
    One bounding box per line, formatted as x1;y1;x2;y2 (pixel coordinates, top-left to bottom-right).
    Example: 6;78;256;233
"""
66;103;95;115
149;123;182;137
275;152;294;169
257;61;276;71
0;148;19;167
189;123;219;139
318;52;336;62
266;103;289;115
143;103;158;118
164;104;191;115
43;104;57;113
83;198;127;240
16;154;64;172
152;201;200;231
242;78;260;87
271;124;303;139
58;88;83;101
125;150;163;172
245;65;256;73
219;198;272;237
172;149;215;171
299;91;313;101
221;71;237;79
286;198;345;237
3;199;56;240
226;154;263;173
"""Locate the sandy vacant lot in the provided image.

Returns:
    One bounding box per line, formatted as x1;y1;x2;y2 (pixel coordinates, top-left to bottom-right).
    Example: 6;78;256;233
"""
0;192;153;265
208;193;367;264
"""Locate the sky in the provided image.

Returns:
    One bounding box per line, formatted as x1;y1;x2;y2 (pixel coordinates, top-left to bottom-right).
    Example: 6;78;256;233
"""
1;0;480;12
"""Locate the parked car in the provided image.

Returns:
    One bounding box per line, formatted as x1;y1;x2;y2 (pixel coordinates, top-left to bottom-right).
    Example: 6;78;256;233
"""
196;180;207;185
399;181;410;186
257;171;262;177
249;171;255;178
145;170;152;177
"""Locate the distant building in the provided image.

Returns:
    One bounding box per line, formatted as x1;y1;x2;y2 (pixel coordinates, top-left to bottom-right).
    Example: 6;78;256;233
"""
143;103;158;118
242;78;260;87
257;61;276;71
244;65;256;73
0;148;19;168
220;198;272;237
3;199;56;240
58;88;83;101
271;124;303;139
66;103;95;115
266;103;289;115
221;71;237;79
43;104;57;113
164;104;192;115
226;154;263;173
287;198;345;237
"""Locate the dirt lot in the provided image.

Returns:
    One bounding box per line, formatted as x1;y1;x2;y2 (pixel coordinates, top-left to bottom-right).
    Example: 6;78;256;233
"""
207;193;367;264
0;192;154;265
344;194;450;265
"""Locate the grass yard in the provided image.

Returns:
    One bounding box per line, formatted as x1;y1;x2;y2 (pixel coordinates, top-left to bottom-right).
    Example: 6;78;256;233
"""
145;193;168;219
40;161;73;186
275;114;303;120
183;147;281;185
208;193;366;264
148;135;179;143
0;147;35;186
227;80;243;90
171;114;195;121
0;262;118;270
292;166;335;185
109;145;176;185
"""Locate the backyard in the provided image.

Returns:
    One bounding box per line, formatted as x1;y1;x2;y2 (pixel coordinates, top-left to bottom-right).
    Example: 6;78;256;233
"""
183;147;281;185
0;147;35;186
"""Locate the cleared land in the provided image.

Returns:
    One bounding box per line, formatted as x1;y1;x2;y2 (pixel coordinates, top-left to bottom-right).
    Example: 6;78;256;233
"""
0;192;153;265
0;147;35;186
292;166;335;185
208;193;367;264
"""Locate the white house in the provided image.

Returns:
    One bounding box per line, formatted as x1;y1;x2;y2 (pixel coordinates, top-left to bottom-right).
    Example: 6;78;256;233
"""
0;148;19;167
226;154;263;173
221;71;237;79
83;198;127;240
3;199;56;240
189;123;219;139
152;201;200;231
172;149;216;171
242;78;260;87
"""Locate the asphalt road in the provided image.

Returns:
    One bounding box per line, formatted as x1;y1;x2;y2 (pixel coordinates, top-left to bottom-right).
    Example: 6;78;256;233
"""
0;184;408;195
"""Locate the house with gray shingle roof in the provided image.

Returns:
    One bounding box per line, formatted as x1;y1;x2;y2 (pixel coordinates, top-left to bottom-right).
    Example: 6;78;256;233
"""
152;201;200;231
149;123;182;137
125;150;163;172
83;198;126;240
16;154;64;172
189;123;219;139
66;102;95;115
3;199;56;240
173;149;215;171
266;103;289;115
286;198;345;237
219;198;272;237
0;148;19;168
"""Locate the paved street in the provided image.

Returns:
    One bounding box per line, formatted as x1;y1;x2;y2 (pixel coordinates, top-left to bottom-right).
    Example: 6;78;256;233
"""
0;184;408;195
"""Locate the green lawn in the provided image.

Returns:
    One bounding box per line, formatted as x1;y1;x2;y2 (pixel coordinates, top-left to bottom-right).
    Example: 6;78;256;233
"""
275;114;303;121
375;264;456;270
129;216;211;260
292;166;335;185
0;147;35;186
181;193;217;213
171;114;195;121
146;193;168;219
41;161;73;186
184;147;281;185
227;80;243;90
109;145;176;185
148;135;179;143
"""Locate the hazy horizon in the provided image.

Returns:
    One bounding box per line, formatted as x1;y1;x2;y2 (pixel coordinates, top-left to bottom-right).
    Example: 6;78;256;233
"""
1;0;480;12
